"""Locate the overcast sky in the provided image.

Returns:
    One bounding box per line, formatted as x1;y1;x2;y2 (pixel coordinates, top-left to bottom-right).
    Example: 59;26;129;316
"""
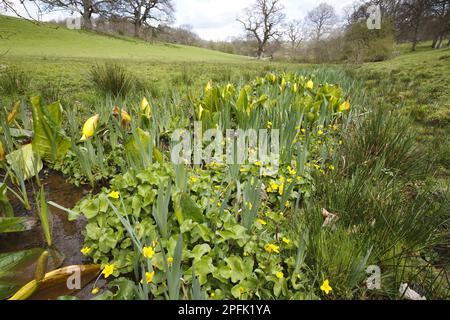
5;0;357;41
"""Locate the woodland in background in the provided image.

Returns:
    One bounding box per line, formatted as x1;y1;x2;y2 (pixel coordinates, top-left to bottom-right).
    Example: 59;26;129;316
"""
1;0;449;63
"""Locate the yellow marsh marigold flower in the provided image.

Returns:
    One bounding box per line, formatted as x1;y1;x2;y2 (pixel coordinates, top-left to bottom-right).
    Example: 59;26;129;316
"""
102;264;115;279
287;166;296;176
80;247;92;256
108;191;120;199
143;246;155;259
145;271;155;284
80;114;99;141
256;219;267;225
276;271;284;279
338;99;350;112
282;237;290;245
189;176;198;183
167;256;174;265
91;287;100;295
269;181;279;191
321;279;333;295
305;80;314;90
264;243;280;254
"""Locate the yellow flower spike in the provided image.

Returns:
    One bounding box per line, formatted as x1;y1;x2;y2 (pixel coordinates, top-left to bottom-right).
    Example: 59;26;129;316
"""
338;98;350;112
305;80;314;90
205;80;214;92
145;271;155;284
121;109;131;122
80;114;99;141
143;246;155;259
256;219;267;226
276;271;284;279
278;184;284;196
141;97;151;117
108;191;120;199
80;247;92;256
91;287;100;295
7;101;20;123
102;264;115;279
0;141;5;161
293;83;298;93
267;121;273;129
282;237;290;245
320;279;333;295
264;243;280;254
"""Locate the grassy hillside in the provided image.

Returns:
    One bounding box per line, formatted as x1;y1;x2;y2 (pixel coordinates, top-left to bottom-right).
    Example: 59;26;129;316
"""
0;15;295;106
356;43;450;188
0;15;245;62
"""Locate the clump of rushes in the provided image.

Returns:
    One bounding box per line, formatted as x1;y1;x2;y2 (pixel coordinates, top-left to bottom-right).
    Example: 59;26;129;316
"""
89;62;135;98
0;66;31;96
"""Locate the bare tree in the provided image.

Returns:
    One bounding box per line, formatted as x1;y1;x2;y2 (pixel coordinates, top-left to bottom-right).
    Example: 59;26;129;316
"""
1;0;43;21
286;19;305;50
107;0;174;38
306;2;338;41
39;0;110;30
237;0;286;59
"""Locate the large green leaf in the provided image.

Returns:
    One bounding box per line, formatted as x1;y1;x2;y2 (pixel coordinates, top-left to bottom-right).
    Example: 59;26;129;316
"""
6;144;43;180
30;96;70;161
179;193;204;223
0;248;44;300
0;217;37;233
0;183;13;217
0;248;65;300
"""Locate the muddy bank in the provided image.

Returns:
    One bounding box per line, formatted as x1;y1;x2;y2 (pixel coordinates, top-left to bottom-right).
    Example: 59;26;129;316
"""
0;169;100;299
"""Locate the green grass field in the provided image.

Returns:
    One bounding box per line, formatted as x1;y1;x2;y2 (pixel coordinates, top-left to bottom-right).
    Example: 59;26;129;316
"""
0;15;296;106
0;15;246;62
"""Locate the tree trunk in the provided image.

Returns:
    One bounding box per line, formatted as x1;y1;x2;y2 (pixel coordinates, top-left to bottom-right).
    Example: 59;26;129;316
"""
257;45;264;59
134;22;141;38
432;37;438;49
412;24;420;51
82;0;93;30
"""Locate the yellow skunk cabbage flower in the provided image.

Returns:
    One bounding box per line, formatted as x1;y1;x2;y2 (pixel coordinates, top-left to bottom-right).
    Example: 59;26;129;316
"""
305;80;314;90
0;141;5;161
113;106;131;128
338;98;350;112
80;114;99;141
7;101;21;123
141;97;151;118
